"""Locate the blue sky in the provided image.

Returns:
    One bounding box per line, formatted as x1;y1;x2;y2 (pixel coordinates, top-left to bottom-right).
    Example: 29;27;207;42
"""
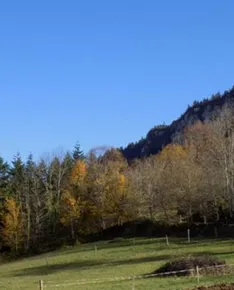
0;0;234;161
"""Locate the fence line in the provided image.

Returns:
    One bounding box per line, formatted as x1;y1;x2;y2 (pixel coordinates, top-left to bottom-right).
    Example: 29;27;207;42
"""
43;263;232;288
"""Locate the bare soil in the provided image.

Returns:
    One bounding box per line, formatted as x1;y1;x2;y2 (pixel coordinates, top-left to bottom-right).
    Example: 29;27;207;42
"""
194;284;234;290
154;255;225;276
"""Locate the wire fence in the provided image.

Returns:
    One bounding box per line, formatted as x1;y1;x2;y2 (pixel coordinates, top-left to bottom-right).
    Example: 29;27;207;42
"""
38;263;234;289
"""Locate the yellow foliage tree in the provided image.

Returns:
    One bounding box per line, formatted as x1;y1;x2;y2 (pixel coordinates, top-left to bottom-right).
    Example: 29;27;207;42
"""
115;173;133;224
102;170;134;226
158;142;204;224
158;143;187;162
118;173;125;192
70;160;87;187
1;198;23;254
60;190;81;239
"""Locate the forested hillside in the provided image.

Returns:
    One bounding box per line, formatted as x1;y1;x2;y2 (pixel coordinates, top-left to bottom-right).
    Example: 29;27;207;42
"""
121;86;234;161
1;86;234;256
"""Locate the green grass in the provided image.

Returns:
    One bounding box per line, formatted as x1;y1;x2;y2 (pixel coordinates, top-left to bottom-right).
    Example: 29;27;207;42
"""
1;237;234;289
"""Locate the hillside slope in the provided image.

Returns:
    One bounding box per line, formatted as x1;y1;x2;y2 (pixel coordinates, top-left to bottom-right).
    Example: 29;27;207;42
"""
121;86;234;161
1;238;234;289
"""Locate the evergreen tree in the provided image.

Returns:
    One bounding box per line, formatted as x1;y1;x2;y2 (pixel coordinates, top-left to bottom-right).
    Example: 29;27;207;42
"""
24;154;37;251
0;157;9;196
9;153;25;204
72;142;84;161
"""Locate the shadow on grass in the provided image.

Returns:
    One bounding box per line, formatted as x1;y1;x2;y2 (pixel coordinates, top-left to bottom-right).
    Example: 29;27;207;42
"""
47;237;230;259
23;238;234;261
12;259;104;277
82;237;233;251
12;254;174;277
11;240;234;278
48;238;166;257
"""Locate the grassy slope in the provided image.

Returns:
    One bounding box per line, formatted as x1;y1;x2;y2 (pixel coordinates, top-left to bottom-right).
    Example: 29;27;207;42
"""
0;238;234;289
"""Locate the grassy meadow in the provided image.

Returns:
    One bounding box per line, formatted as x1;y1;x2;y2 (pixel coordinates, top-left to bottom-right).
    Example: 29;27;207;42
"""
1;237;234;289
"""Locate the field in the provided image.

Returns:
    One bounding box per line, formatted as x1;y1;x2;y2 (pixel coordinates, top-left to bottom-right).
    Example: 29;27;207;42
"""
1;238;234;289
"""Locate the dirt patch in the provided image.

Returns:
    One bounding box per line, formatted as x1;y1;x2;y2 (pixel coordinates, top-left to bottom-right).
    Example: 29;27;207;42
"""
154;255;225;276
193;284;234;290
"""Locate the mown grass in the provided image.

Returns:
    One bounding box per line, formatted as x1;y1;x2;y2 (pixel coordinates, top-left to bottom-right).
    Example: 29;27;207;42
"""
0;237;234;289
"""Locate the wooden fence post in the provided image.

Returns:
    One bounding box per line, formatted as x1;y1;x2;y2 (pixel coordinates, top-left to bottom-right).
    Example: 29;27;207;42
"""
187;229;190;243
166;235;169;246
132;276;135;290
196;266;200;285
39;280;44;290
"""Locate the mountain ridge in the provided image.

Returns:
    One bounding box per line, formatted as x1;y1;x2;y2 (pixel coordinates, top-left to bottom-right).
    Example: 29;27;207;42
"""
120;86;234;161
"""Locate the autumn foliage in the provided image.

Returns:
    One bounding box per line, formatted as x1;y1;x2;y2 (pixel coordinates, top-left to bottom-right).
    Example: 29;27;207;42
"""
1;106;234;255
70;160;87;186
1;198;23;254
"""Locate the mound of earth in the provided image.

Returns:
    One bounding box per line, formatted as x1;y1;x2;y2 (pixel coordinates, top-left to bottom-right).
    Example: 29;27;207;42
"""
193;284;234;290
154;255;225;276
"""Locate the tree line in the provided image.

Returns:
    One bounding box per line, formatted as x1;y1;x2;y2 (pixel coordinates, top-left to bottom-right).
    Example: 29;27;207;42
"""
1;105;234;255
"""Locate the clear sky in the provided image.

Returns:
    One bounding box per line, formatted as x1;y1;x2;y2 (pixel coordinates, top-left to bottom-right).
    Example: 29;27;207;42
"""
0;0;234;161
